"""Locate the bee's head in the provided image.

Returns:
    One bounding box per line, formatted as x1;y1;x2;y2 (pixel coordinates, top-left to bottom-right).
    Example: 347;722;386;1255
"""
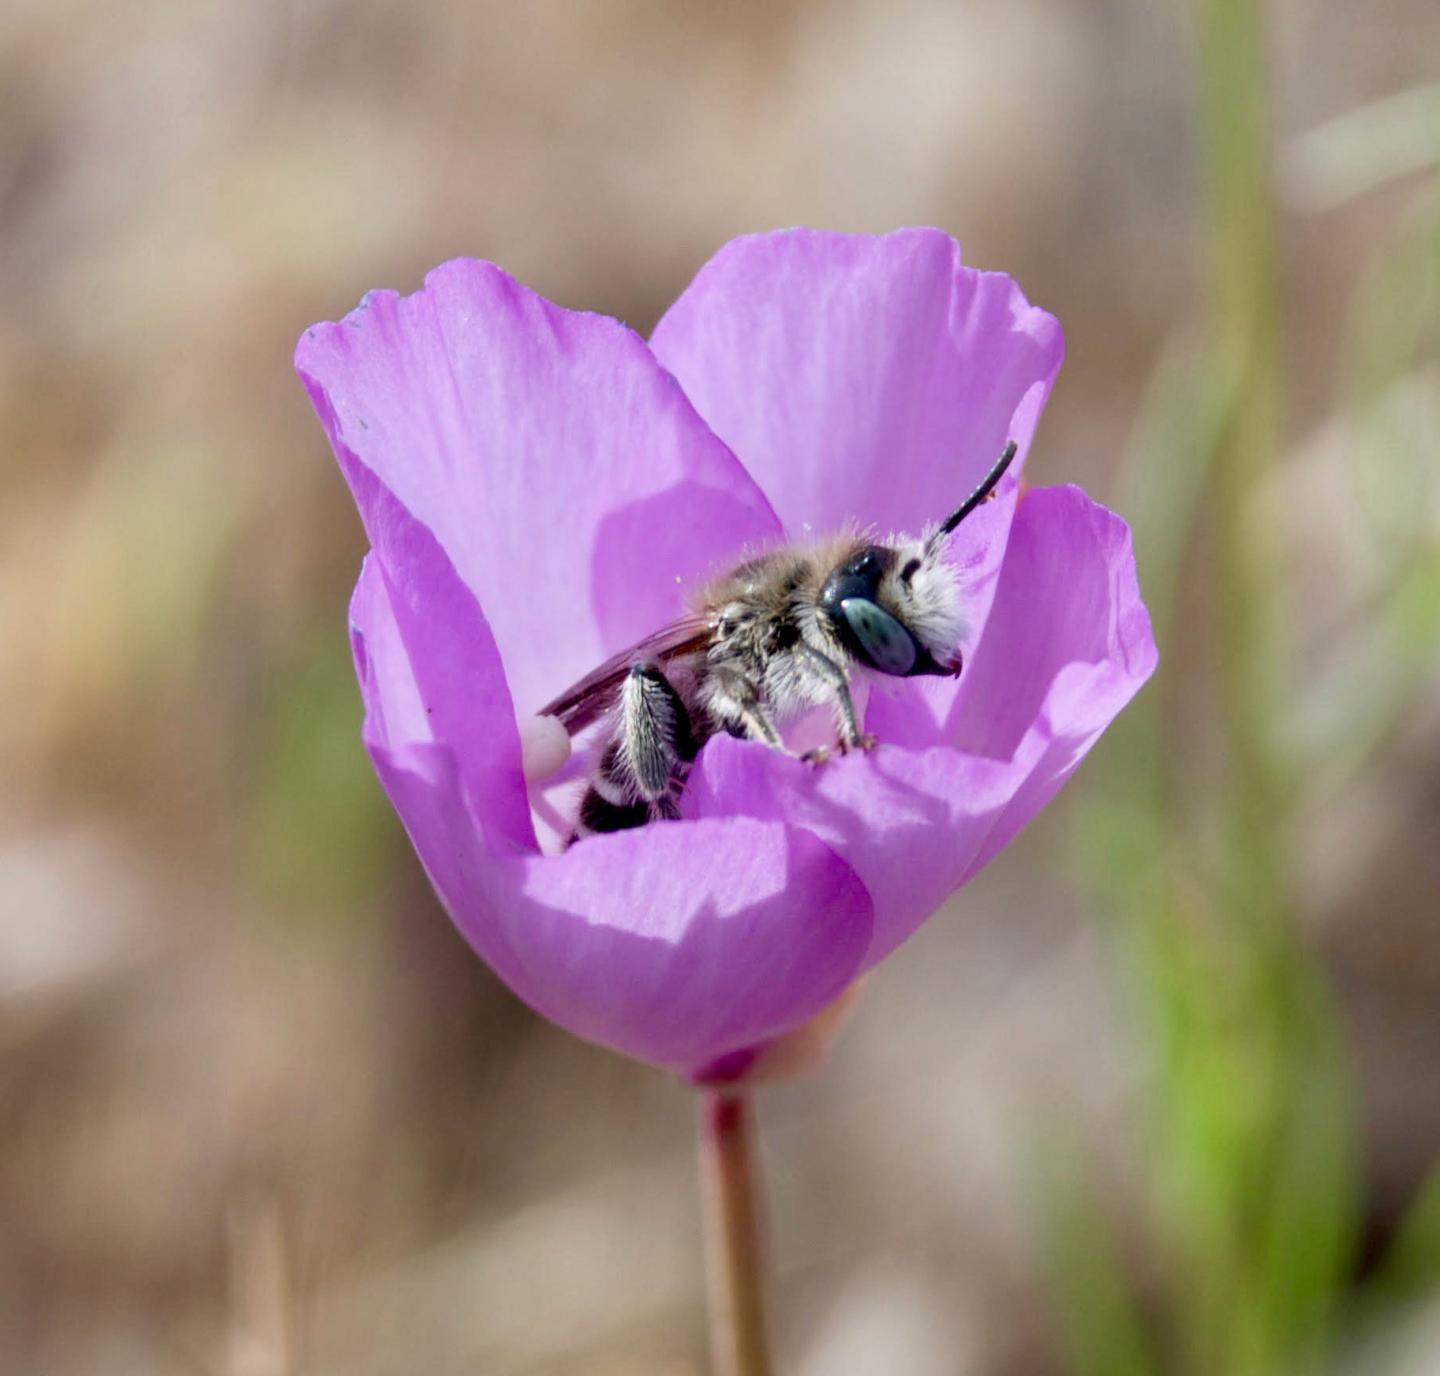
817;440;1017;679
819;543;965;678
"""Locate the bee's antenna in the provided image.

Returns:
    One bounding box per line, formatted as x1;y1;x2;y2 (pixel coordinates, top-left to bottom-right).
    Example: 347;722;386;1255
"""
930;440;1018;548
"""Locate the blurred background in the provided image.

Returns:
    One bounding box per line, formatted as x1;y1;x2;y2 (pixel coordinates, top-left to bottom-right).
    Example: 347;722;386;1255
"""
2;1;1438;1372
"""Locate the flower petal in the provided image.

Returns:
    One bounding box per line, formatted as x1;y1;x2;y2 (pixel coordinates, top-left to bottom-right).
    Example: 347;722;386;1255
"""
649;227;1063;539
366;738;875;1070
353;540;875;1069
684;483;1156;963
348;501;534;854
947;484;1158;756
298;259;783;715
683;736;1026;965
943;483;1158;877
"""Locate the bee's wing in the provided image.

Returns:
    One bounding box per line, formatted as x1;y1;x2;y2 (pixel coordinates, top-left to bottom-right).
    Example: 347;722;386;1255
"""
538;616;712;735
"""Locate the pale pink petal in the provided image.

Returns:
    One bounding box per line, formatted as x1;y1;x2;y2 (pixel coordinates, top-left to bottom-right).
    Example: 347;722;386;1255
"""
367;738;874;1070
298;259;782;716
650;227;1062;540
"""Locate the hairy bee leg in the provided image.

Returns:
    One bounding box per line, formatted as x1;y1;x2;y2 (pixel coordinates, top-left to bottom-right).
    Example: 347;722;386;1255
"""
794;644;874;751
709;668;801;757
574;664;699;841
619;663;699;804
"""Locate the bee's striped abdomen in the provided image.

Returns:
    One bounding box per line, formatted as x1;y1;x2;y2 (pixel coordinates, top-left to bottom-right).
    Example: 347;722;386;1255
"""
577;784;651;834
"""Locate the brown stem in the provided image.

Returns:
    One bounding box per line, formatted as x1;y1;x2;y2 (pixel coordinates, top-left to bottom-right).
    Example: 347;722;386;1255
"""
698;1089;773;1376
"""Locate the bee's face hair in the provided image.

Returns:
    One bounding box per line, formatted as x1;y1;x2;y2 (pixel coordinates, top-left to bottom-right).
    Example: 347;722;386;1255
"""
877;535;967;672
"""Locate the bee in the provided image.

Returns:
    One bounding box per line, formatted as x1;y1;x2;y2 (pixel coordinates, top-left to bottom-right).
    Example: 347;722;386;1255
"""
540;441;1018;839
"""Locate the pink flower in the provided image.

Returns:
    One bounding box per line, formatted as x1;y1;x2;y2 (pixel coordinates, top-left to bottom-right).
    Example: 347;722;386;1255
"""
296;228;1156;1077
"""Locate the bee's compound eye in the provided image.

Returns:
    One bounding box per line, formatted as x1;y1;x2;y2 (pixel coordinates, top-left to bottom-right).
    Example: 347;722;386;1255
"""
839;598;917;676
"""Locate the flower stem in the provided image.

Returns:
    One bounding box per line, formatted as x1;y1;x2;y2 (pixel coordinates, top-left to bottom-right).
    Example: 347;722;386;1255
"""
698;1089;773;1376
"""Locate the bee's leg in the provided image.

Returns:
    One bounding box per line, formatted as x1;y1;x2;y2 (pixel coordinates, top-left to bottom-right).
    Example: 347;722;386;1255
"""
709;669;787;749
575;665;698;837
707;669;834;763
621;664;699;819
795;644;876;752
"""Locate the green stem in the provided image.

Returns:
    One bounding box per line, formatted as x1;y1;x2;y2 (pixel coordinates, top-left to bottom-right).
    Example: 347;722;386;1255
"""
698;1089;773;1376
1198;0;1289;921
